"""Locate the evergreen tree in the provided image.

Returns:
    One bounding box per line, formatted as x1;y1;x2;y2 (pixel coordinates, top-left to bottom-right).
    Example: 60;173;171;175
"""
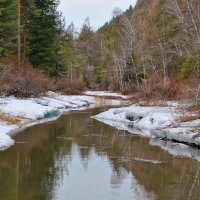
20;0;36;62
51;13;68;77
27;0;61;75
0;0;18;57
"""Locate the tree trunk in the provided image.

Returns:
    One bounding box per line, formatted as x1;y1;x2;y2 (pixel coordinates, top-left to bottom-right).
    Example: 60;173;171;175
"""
17;0;21;68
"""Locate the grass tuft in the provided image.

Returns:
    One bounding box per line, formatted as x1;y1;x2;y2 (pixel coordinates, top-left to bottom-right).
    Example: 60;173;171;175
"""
0;115;21;125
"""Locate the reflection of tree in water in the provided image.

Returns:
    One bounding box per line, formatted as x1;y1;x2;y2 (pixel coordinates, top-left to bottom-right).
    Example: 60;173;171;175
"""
68;112;200;200
0;117;74;200
0;110;200;200
110;167;129;188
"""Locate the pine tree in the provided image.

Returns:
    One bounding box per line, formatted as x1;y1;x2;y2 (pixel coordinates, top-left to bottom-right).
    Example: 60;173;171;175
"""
0;0;18;57
20;0;36;63
27;0;61;75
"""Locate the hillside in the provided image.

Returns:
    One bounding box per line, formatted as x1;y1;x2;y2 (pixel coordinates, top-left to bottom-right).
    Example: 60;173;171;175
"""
92;0;199;104
0;0;199;107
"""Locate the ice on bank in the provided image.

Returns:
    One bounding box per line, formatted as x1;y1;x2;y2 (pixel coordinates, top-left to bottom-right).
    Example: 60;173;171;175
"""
150;138;200;162
93;104;200;146
0;91;128;151
0;121;17;150
84;91;130;99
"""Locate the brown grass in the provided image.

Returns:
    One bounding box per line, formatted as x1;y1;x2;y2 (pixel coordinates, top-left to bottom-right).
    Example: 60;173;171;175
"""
55;78;86;95
138;101;169;107
177;115;200;123
0;115;21;125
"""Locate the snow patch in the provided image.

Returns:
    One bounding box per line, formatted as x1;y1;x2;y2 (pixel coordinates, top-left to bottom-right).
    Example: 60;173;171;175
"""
94;104;200;148
83;91;130;99
0;91;129;151
150;138;200;162
0;121;17;150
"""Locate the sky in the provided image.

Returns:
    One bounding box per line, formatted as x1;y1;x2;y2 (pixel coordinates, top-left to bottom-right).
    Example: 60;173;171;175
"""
58;0;137;30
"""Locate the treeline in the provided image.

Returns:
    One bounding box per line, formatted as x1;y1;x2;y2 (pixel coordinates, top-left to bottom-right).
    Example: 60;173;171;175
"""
74;0;199;103
0;0;200;103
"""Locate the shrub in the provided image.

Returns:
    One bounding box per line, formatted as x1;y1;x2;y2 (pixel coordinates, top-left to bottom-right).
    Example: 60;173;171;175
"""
54;78;86;95
0;61;53;98
140;74;182;100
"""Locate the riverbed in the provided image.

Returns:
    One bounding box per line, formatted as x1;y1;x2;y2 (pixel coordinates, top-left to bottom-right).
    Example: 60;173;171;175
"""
0;109;199;200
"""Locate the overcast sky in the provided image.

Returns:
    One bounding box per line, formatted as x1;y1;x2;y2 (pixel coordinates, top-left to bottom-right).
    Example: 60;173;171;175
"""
58;0;137;30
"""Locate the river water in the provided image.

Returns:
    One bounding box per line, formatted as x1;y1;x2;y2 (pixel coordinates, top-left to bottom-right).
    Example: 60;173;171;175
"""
0;109;200;200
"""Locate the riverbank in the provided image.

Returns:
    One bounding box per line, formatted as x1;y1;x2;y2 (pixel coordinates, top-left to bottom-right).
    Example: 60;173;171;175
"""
0;91;129;151
93;102;200;147
1;92;199;152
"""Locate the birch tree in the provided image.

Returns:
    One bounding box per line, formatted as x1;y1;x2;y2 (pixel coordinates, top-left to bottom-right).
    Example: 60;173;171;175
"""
113;8;140;91
169;0;200;62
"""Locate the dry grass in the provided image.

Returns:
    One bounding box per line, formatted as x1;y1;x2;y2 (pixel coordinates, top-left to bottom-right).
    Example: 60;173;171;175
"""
0;115;21;125
177;114;200;123
138;101;169;107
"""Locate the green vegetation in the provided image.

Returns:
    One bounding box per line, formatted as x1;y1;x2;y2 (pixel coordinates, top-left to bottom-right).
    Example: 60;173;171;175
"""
0;0;18;56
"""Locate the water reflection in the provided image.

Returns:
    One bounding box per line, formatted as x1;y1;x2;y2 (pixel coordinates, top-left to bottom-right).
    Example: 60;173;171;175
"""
150;138;200;162
0;110;199;200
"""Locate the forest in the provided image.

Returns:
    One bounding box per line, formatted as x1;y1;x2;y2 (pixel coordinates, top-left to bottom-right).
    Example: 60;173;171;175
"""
0;0;199;107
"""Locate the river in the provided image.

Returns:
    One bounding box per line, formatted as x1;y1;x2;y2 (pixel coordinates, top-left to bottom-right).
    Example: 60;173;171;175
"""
0;109;199;200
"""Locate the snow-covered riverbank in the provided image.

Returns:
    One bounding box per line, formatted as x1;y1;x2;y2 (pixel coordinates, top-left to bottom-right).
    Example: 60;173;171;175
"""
0;91;128;151
1;90;199;154
93;103;200;147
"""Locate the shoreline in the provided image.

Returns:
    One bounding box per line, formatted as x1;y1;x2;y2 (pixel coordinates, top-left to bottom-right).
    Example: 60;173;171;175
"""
93;103;200;149
1;91;199;157
0;91;129;151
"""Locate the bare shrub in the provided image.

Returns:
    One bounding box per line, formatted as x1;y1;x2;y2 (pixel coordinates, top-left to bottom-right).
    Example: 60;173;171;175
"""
122;86;137;95
140;74;182;101
55;78;86;95
0;61;53;98
180;77;200;104
178;115;200;123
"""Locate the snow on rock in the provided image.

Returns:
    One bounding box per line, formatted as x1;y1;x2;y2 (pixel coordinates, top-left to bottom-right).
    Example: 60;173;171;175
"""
151;127;200;146
150;138;200;162
94;105;177;131
94;104;200;147
37;97;68;109
83;91;130;99
180;119;200;128
46;92;95;107
0;97;58;120
0;121;17;150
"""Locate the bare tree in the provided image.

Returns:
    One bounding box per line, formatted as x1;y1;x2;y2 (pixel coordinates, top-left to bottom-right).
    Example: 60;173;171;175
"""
113;8;140;91
168;0;200;62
